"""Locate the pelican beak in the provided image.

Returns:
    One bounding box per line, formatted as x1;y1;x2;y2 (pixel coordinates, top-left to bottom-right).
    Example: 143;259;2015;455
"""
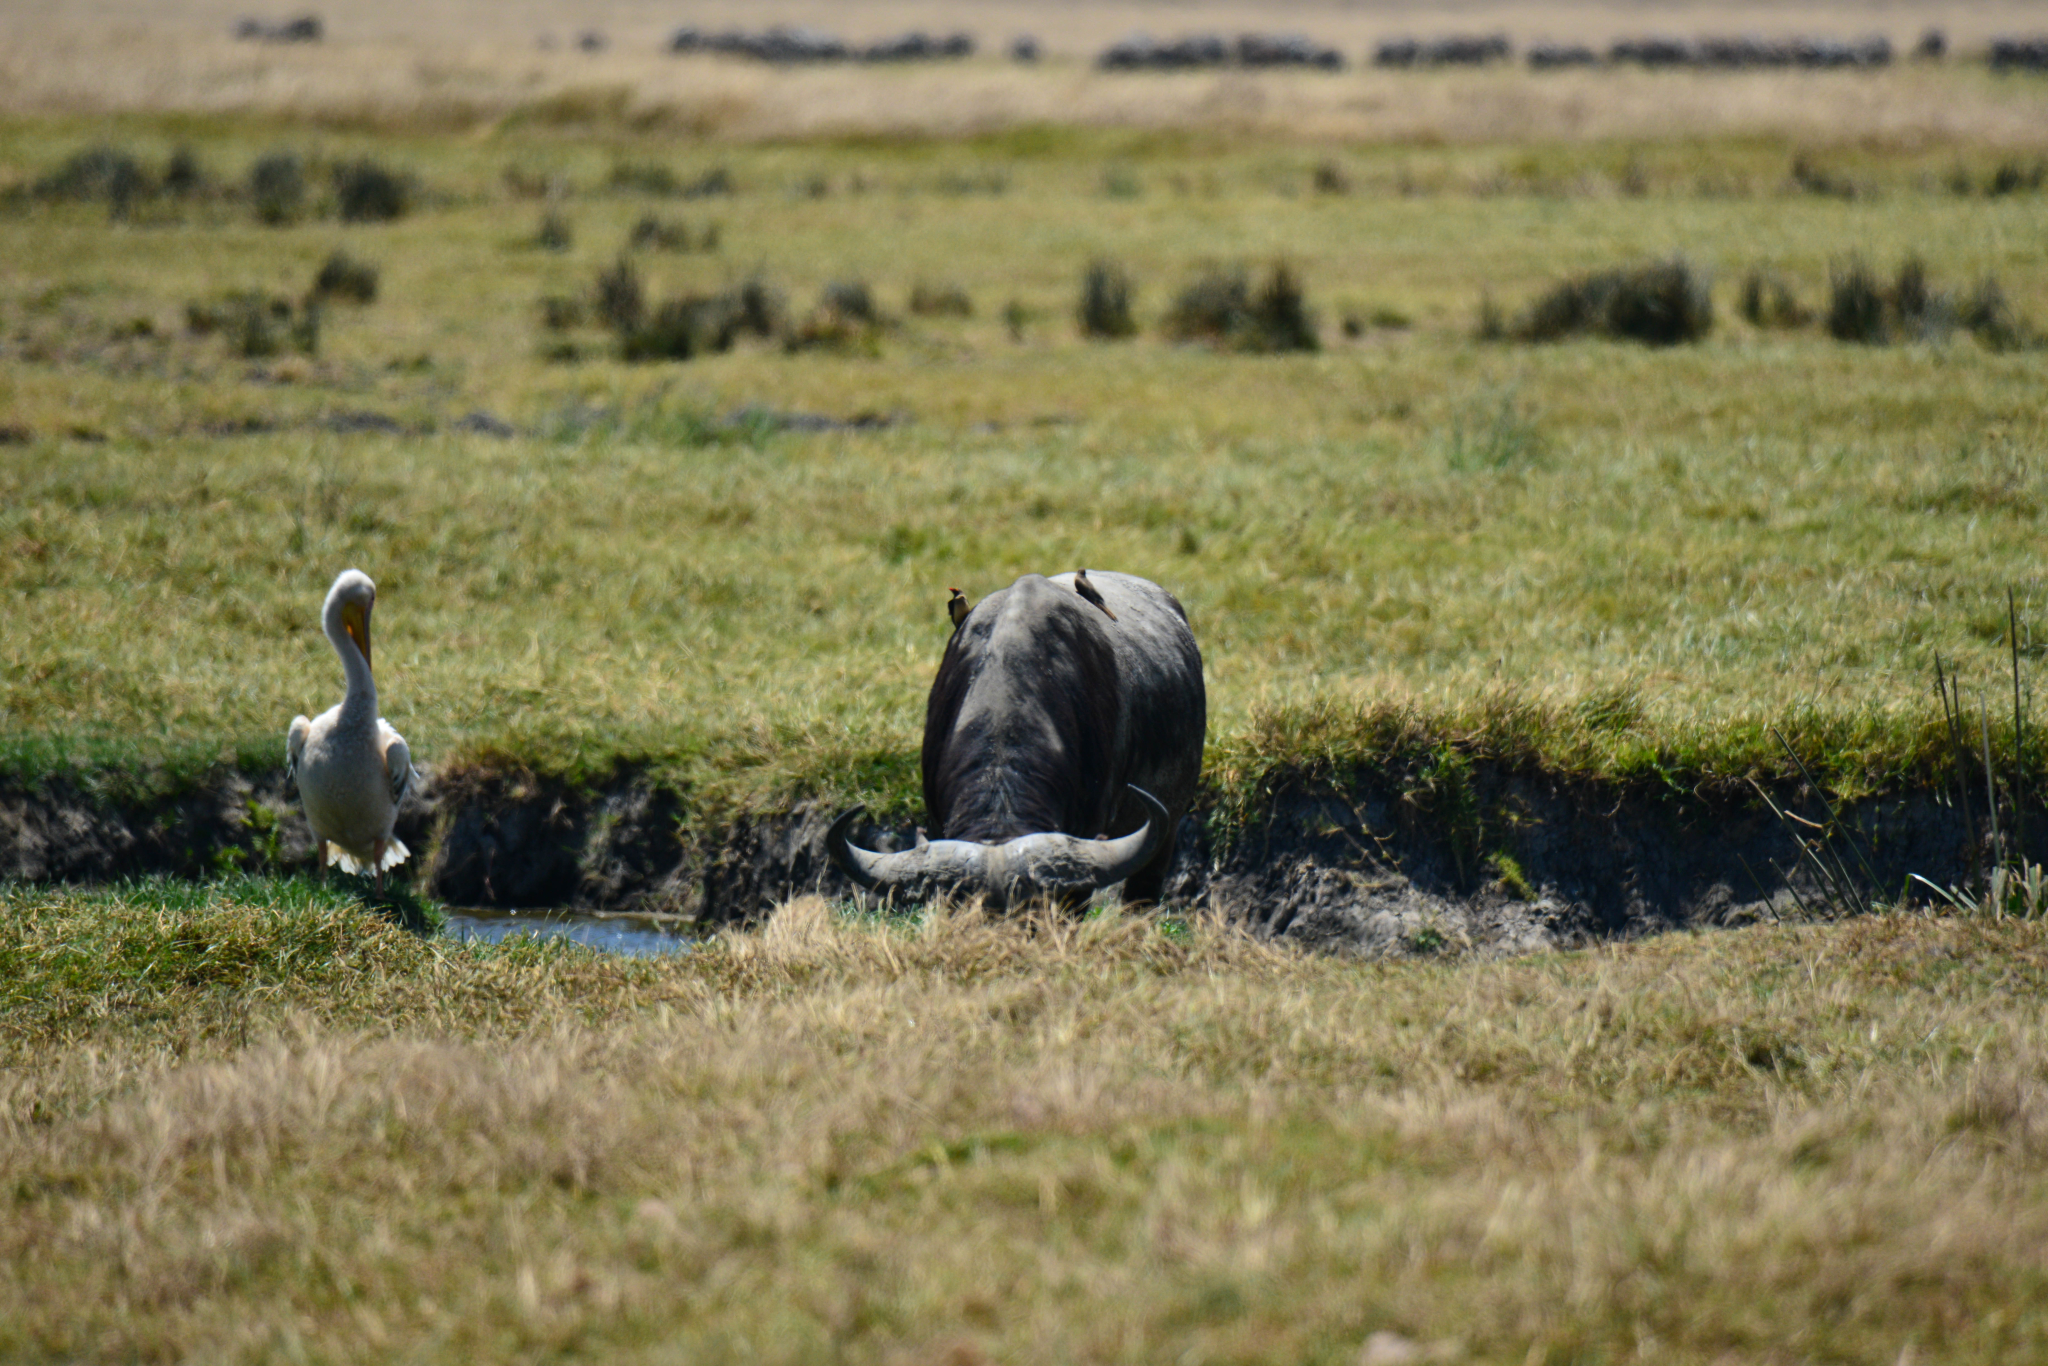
342;600;372;671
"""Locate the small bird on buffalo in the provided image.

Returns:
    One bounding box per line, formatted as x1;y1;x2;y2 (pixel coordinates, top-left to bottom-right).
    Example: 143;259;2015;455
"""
947;587;970;629
1073;568;1117;620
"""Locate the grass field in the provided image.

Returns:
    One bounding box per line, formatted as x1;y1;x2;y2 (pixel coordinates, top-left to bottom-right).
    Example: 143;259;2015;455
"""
3;878;2046;1363
8;15;2048;1361
4;109;2048;813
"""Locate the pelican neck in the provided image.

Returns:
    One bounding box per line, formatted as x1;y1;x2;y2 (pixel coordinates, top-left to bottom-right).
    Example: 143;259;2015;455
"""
324;608;378;720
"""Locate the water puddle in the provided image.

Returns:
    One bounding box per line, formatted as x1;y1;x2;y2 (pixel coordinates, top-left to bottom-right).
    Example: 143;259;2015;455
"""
441;909;694;957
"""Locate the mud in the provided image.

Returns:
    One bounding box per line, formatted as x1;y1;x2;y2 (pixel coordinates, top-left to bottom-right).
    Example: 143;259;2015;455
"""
0;760;2010;955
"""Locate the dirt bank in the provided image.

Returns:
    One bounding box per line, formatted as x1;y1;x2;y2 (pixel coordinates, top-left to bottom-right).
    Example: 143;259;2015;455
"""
0;759;2000;953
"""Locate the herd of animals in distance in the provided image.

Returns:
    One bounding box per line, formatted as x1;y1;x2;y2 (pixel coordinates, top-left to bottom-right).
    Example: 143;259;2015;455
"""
229;13;2048;74
288;566;1205;912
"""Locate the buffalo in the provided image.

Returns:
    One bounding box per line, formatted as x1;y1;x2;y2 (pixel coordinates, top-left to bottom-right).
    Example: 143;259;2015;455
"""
828;570;1205;908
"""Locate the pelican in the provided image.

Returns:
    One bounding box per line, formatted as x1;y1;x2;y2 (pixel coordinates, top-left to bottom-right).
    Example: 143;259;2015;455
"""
286;568;418;889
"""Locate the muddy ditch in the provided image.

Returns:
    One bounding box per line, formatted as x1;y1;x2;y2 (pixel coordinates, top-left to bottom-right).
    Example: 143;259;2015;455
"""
0;760;2006;954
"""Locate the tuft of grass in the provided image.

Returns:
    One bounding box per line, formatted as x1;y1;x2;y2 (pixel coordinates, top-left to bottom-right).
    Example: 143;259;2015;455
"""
1892;253;1943;339
1161;262;1319;353
30;145;152;217
1826;255;1890;343
818;280;878;326
1077;257;1137;339
599;273;787;363
784;280;884;354
618;296;728;362
1738;267;1810;329
184;291;318;358
247;150;305;225
1249;263;1318;352
311;250;378;304
727;276;786;339
592;254;644;331
1925;860;2048;919
31;145;142;201
1486;850;1536;899
623;297;741;361
1162;266;1249;343
1827;256;2036;350
1908;607;2048;919
534;209;572;251
332;157;413;222
161;145;206;198
1507;258;1713;346
1986;159;2047;197
1961;276;2036;353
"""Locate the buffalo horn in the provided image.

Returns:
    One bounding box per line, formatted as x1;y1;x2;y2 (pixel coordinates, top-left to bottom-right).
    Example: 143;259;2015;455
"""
826;785;1171;901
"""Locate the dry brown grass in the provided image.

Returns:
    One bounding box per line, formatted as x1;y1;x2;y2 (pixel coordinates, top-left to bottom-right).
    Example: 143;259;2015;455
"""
5;881;2048;1362
6;0;2048;144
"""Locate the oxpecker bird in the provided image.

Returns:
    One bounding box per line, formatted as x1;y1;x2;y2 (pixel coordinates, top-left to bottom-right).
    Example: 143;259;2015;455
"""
947;587;970;630
1073;568;1117;620
286;568;419;892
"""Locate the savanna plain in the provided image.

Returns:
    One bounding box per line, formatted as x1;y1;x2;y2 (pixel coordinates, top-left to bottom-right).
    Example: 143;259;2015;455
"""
5;3;2048;1359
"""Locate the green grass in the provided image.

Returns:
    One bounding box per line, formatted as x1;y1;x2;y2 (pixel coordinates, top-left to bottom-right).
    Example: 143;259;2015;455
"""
7;87;2048;1364
8;87;2048;1366
3;879;2047;1362
0;876;405;1058
2;114;2047;821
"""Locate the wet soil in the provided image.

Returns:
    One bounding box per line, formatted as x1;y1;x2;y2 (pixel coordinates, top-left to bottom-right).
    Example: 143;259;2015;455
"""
0;760;2008;955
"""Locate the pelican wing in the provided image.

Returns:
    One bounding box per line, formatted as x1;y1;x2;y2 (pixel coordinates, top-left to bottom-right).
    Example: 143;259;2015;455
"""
285;714;311;799
381;724;416;808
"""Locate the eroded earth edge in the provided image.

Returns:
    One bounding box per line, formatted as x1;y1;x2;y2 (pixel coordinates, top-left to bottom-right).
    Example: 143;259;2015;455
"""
0;763;1995;955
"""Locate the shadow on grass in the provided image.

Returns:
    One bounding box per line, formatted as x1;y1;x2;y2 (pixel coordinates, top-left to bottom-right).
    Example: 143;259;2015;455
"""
346;880;443;936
